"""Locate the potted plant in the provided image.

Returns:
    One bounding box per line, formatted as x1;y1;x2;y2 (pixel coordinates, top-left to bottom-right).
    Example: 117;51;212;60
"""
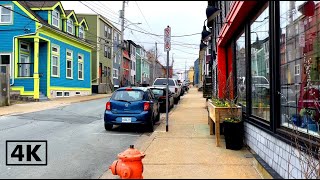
223;98;244;150
207;72;241;147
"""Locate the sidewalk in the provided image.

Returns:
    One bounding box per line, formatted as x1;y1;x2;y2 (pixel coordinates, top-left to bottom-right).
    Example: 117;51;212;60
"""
0;93;112;116
100;87;262;179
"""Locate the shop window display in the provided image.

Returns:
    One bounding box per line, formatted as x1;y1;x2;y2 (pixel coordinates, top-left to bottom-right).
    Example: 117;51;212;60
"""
280;1;320;137
250;4;270;121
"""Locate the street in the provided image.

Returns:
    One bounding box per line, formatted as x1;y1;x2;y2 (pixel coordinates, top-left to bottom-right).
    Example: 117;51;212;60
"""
0;98;154;179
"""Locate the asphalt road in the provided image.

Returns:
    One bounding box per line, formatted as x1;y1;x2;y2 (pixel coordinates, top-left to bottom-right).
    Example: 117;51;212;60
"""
0;98;154;179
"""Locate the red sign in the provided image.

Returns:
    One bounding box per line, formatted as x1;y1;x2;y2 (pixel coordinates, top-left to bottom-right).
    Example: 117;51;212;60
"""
164;26;171;51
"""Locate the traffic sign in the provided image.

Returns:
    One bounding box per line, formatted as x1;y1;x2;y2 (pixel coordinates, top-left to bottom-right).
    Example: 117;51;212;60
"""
164;26;171;52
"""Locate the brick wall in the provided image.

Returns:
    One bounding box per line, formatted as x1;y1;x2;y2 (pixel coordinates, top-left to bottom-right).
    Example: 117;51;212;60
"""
244;122;318;179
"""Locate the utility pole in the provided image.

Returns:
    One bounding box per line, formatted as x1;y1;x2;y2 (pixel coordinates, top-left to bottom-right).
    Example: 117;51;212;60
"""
119;1;126;87
154;42;157;82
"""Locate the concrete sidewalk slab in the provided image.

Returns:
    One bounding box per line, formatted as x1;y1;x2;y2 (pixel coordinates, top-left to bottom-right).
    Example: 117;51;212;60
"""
0;94;112;116
100;88;262;179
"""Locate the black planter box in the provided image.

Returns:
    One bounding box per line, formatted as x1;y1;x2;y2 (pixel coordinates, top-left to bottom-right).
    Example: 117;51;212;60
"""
223;120;244;150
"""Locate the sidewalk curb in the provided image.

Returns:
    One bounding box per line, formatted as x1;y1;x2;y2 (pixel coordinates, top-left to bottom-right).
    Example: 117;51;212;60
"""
0;94;112;117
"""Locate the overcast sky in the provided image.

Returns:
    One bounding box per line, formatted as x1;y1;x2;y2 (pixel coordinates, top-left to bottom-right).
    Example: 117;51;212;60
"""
61;1;208;73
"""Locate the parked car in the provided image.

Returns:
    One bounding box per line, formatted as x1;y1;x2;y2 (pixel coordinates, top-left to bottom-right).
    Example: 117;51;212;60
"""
104;87;160;132
237;76;270;98
152;78;182;104
149;86;174;112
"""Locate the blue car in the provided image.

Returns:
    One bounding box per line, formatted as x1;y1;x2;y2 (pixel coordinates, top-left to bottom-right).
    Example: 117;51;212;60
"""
104;87;160;132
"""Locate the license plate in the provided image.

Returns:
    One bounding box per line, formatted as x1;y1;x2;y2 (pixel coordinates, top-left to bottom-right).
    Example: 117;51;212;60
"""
122;117;132;123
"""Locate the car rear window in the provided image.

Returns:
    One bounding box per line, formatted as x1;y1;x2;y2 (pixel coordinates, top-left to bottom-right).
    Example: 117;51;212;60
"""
252;77;269;84
154;79;175;86
111;90;144;102
151;89;165;96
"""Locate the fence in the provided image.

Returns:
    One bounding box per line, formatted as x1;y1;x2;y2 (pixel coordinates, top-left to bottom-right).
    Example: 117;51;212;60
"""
0;65;10;106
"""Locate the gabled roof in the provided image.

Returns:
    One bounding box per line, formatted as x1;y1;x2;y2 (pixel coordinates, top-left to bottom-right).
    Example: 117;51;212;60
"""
77;17;89;30
28;1;66;17
65;10;78;24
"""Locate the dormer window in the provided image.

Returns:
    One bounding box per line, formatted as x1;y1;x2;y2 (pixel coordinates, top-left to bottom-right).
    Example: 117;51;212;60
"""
79;26;85;39
52;9;60;28
67;19;74;35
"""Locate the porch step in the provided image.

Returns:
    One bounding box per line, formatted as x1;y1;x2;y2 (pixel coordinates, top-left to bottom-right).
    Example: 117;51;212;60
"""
39;92;49;102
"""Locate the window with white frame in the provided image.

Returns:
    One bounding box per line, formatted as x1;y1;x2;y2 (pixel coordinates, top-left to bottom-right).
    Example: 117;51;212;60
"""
67;19;74;35
51;44;60;77
64;92;70;97
79;25;85;39
52;9;60;28
66;50;73;79
78;54;84;80
18;42;32;77
113;68;118;78
105;25;112;39
0;5;12;24
56;91;63;97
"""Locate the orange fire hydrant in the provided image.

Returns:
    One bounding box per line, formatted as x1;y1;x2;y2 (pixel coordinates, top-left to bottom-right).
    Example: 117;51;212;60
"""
109;145;145;179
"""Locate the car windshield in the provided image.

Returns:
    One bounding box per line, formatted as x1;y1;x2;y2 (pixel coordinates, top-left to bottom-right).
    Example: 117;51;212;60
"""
154;79;175;86
151;89;165;96
252;77;269;84
111;90;144;102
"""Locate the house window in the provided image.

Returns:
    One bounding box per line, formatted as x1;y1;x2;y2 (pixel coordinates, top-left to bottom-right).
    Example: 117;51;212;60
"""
113;68;118;79
18;42;32;77
104;46;111;59
0;5;12;24
64;92;70;97
0;54;10;65
56;91;63;97
294;64;300;76
51;44;60;77
79;26;85;39
104;66;107;77
108;47;111;59
105;25;112;39
52;9;60;28
76;91;81;95
67;19;74;35
78;54;84;80
66;49;73;79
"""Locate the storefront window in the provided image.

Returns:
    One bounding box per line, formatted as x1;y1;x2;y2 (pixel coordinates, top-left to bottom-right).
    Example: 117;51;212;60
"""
250;3;270;121
236;32;246;111
280;1;320;137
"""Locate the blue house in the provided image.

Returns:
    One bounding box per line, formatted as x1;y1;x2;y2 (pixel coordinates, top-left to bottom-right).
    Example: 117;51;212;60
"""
0;1;94;100
194;58;199;86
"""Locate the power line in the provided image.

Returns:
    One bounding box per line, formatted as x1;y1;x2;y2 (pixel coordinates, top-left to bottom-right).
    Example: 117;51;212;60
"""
134;1;153;32
82;1;119;22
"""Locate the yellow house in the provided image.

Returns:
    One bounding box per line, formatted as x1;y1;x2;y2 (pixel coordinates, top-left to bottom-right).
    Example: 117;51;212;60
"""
188;66;194;84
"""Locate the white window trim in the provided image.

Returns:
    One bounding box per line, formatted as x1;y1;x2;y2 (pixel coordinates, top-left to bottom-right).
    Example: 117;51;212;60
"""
52;9;60;28
51;44;60;77
75;91;81;95
56;91;63;97
113;68;118;79
295;64;300;76
79;26;85;39
67;19;74;35
0;53;12;79
66;49;73;79
78;53;84;80
0;5;13;24
19;54;30;77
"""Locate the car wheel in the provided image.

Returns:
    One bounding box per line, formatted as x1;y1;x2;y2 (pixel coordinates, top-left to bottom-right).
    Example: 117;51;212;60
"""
178;95;181;101
146;119;154;132
104;124;113;131
155;113;160;122
174;98;178;104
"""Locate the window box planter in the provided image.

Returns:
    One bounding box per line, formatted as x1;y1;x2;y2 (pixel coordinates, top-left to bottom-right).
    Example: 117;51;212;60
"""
207;99;241;147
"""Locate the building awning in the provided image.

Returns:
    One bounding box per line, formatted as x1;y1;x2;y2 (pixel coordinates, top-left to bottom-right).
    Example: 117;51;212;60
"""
123;50;130;60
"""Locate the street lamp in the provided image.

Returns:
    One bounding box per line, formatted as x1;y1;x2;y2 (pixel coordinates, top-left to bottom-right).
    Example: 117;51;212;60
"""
201;19;211;42
206;5;221;27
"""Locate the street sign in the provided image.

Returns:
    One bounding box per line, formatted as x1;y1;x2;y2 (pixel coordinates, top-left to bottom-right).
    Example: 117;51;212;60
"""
164;26;171;52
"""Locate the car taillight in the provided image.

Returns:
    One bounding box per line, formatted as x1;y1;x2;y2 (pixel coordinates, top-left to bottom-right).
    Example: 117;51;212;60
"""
125;88;132;91
106;102;111;111
159;96;166;99
175;88;178;93
144;102;150;111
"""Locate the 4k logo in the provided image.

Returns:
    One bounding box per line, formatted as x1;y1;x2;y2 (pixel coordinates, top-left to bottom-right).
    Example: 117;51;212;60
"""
6;140;47;166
